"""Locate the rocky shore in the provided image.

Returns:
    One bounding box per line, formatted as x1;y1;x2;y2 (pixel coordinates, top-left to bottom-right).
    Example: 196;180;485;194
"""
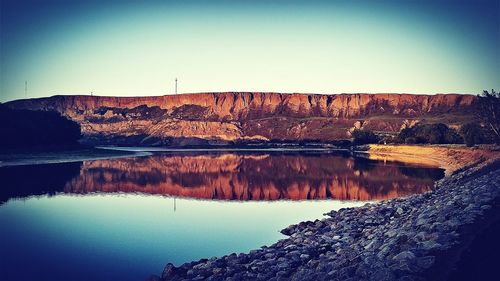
156;155;499;281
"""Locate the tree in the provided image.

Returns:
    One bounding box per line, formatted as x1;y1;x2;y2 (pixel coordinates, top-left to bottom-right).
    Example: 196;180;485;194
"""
0;104;82;149
459;123;483;147
396;123;462;144
476;90;500;143
352;129;380;145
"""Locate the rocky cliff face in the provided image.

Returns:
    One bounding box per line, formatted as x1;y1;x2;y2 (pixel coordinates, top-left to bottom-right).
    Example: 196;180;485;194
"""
5;92;477;145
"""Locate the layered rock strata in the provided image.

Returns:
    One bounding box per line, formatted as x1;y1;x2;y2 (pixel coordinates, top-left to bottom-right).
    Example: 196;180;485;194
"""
6;93;477;145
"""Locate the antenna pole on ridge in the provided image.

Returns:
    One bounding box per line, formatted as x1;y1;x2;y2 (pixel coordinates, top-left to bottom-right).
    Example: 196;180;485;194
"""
25;81;27;98
175;78;178;95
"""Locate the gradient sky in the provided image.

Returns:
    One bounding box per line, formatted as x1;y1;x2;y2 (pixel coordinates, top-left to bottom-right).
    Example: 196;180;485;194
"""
0;0;498;102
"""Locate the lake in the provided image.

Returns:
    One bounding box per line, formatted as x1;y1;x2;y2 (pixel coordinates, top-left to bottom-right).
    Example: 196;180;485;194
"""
0;150;444;281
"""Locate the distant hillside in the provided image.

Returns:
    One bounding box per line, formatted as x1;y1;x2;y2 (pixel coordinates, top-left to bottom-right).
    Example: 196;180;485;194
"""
5;92;478;146
0;104;82;149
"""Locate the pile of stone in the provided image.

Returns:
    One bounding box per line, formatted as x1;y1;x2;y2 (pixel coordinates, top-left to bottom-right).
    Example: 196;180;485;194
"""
158;160;499;281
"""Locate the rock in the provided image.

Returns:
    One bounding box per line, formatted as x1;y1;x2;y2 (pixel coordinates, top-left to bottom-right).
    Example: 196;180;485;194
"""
276;270;289;278
386;229;398;238
212;268;224;275
370;268;395;281
146;275;162;281
416;218;427;226
398;275;421;281
355;262;371;278
153;162;500;281
393;251;416;262
416;256;435;269
420;240;442;251
264;253;275;259
299;254;310;261
161;263;176;279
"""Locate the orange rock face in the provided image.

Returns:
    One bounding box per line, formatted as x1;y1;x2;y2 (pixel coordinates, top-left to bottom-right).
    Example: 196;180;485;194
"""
6;92;477;144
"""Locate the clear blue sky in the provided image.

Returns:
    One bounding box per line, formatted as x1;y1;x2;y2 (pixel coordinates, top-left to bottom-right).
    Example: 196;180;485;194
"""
0;0;498;102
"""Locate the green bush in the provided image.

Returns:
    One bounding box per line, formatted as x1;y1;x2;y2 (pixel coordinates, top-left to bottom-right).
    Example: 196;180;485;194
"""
459;123;484;147
352;129;380;145
396;123;463;144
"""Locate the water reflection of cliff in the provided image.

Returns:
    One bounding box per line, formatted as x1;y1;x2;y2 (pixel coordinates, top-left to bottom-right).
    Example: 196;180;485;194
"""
63;152;442;201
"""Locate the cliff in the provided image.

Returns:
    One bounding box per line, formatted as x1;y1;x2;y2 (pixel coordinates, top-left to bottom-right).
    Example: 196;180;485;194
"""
5;92;478;145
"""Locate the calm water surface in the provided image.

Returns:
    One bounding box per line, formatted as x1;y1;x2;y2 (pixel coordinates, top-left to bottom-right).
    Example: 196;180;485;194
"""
0;151;444;281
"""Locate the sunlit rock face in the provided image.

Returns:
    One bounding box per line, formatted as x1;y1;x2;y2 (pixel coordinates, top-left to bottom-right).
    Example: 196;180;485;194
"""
6;93;477;144
63;153;440;201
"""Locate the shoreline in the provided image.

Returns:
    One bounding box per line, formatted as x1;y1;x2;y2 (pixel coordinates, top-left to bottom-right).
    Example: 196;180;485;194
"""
155;145;499;281
97;146;350;153
0;145;351;167
2;144;484;172
0;147;150;167
361;144;496;176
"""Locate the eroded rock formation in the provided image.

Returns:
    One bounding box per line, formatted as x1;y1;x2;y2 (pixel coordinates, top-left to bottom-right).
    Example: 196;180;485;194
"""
5;92;477;145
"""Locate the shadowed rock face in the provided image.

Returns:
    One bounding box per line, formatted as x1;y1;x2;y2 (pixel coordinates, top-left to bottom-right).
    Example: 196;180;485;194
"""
63;153;441;201
5;92;477;144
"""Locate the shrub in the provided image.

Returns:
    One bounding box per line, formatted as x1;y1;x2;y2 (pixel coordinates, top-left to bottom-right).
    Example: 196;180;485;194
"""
396;123;463;144
459;122;484;147
352;129;380;145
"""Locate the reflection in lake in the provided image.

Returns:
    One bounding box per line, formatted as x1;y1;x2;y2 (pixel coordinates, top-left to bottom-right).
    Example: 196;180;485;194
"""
1;151;443;203
0;151;444;281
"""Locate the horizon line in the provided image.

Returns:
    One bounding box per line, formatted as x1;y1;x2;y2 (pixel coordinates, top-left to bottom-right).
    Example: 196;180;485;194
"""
3;91;482;103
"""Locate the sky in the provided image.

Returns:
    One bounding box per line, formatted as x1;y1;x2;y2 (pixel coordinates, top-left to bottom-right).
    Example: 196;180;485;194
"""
0;0;498;102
